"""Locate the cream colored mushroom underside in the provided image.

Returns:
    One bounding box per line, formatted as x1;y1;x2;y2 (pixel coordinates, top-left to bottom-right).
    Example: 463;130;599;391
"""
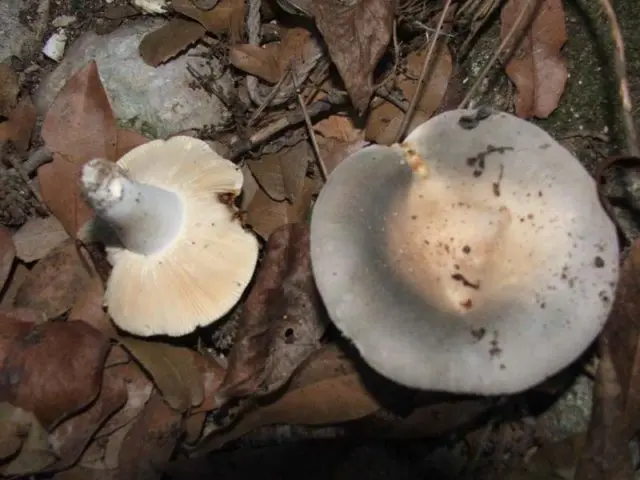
105;136;258;337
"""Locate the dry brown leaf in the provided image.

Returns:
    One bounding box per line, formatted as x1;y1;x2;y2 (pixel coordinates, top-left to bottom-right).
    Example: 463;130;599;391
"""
501;0;568;118
39;61;118;237
139;17;206;67
118;392;183;479
601;241;640;433
115;128;150;158
311;0;395;112
574;337;634;479
0;307;47;324
0;317;111;430
0;63;19;117
0;226;15;292
47;368;128;473
314;114;363;143
229;27;316;83
172;0;245;42
119;338;205;412
240;163;259;210
12;215;70;263
14;239;92;320
0;402;56;476
199;345;380;450
246;177;318;240
68;275;116;336
52;466;119;480
0;263;28;308
316;136;368;175
218;223;327;403
366;42;452;144
0;95;38;151
248;141;310;202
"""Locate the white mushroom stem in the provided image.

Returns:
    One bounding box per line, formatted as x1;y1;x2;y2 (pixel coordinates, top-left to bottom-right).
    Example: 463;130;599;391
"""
81;158;184;255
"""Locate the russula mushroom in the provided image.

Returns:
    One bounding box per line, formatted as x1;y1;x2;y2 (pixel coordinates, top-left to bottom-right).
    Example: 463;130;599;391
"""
310;108;619;395
80;136;259;337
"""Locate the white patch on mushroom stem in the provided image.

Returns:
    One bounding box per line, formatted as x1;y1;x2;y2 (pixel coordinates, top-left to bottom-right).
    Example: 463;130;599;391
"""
81;158;185;256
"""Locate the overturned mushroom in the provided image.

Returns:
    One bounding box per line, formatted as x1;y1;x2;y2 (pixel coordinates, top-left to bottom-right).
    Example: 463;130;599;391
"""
310;108;619;395
80;136;259;337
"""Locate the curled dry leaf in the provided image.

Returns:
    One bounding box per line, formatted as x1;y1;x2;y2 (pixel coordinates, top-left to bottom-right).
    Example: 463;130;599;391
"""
39;61;118;237
311;0;395;112
246;177;319;240
14;239;93;320
47;368;128;473
0;403;56;476
366;43;452;144
501;0;568;118
217;223;328;403
119;338;205;412
118;392;183;480
0;317;111;429
0;95;38;151
0;63;19;117
0;226;15;292
139;17;206;67
12;215;70;263
229;27;318;84
248;141;310;202
172;0;245;42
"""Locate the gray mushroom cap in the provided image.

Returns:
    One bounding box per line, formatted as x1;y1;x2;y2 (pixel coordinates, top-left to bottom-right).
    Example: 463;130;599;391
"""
309;108;619;395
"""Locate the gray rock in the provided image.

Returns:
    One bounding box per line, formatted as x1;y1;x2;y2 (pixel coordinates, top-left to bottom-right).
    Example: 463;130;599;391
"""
0;0;45;62
536;374;594;442
35;19;232;138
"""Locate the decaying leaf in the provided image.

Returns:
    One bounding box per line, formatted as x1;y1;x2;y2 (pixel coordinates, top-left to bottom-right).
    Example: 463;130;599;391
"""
0;95;38;151
119;338;205;412
574;337;634;479
198;345;380;451
0;226;15;291
248;141;310;202
39;61;118;237
0;63;19;117
139;17;206;67
0;403;56;476
316;136;369;175
118;392;183;479
366;42;452;144
0;307;47;324
68;275;116;336
0;317;111;429
314;114;362;143
229;27;319;84
246;177;319;240
47;368;128;473
0;263;28;308
12;215;70;263
14;239;92;320
172;0;245;42
217;223;328;403
311;0;396;112
600;241;640;433
501;0;568;118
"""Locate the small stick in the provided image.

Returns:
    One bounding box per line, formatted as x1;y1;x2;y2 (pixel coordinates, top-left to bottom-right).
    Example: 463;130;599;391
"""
598;0;639;158
294;76;328;181
248;69;291;127
458;0;535;109
393;0;453;143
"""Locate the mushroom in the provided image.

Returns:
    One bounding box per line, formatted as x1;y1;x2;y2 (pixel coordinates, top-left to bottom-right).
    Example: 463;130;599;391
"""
80;136;259;337
309;108;619;395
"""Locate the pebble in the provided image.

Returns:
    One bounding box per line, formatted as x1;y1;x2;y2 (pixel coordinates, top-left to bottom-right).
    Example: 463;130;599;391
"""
35;19;233;138
0;0;46;62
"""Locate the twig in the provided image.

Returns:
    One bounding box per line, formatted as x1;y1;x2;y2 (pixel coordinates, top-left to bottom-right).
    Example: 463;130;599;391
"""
293;75;327;181
248;69;291;127
458;0;535;109
393;0;453;143
2;143;50;216
598;0;639;158
559;130;610;143
227;94;345;160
